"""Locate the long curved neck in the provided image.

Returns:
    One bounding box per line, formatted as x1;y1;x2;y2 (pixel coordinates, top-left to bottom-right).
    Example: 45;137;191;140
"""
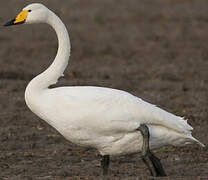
27;10;70;91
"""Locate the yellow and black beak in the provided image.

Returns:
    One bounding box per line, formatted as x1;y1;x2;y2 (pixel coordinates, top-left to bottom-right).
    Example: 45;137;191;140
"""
4;10;29;26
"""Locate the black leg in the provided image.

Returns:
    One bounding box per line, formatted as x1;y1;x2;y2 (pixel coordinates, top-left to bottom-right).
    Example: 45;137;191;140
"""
137;124;166;177
101;155;110;176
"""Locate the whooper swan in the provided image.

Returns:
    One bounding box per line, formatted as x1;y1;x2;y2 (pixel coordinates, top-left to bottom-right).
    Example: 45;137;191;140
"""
4;3;204;177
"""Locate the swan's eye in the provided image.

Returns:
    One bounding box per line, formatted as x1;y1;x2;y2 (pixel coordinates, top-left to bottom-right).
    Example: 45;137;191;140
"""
28;10;32;12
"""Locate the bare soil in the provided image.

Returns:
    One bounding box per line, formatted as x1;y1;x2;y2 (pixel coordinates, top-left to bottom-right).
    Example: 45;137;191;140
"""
0;0;208;179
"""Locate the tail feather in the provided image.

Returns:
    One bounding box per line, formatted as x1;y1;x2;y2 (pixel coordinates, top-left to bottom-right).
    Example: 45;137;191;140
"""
174;116;193;132
152;106;194;133
186;134;205;147
149;125;205;149
171;118;205;147
153;111;193;133
139;99;204;147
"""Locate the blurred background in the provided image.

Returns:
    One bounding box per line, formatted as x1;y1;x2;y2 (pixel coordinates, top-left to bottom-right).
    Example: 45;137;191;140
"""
0;0;207;179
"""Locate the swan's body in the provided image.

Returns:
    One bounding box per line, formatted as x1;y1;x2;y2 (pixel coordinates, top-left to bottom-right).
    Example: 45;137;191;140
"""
26;85;202;156
5;3;204;176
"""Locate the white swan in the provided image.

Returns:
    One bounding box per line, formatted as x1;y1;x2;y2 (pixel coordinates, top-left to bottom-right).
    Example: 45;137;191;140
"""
5;3;204;177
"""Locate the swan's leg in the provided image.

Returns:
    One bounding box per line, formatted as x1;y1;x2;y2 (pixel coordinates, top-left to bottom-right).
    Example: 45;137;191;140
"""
137;124;166;177
101;155;110;176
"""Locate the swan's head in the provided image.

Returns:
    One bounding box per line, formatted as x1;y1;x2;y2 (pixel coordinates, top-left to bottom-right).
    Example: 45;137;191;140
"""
4;3;50;26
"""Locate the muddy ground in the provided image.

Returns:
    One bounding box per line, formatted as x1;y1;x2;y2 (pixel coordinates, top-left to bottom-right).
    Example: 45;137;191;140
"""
0;0;208;179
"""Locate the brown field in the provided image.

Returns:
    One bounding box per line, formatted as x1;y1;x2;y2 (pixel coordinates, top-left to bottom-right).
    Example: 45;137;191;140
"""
0;0;208;179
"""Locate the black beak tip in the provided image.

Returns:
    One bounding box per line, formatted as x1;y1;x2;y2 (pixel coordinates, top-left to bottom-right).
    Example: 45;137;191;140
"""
4;19;15;27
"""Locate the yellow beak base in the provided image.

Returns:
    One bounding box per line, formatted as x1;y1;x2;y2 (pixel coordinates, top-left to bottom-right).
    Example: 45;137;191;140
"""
4;10;28;26
14;10;28;24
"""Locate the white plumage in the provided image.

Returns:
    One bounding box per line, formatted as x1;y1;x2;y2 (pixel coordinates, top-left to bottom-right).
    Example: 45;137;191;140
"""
5;3;204;174
26;85;204;156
